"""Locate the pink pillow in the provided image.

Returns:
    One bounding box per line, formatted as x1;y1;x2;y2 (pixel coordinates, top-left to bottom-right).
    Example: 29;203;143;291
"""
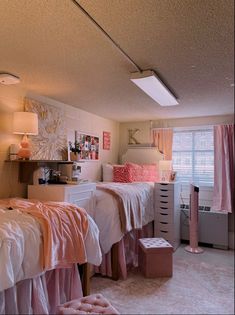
125;162;159;182
113;165;130;182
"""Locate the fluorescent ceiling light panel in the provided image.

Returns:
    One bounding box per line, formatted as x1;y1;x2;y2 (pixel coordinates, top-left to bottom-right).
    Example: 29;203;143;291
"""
130;70;179;106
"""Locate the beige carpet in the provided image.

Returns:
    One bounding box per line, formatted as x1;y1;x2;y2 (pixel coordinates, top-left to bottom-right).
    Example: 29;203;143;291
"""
90;245;234;314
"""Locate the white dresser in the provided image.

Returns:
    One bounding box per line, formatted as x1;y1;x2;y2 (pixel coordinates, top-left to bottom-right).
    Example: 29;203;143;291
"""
154;182;181;250
28;183;96;217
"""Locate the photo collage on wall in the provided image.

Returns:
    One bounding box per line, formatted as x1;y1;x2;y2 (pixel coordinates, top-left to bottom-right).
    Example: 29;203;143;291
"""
77;132;99;160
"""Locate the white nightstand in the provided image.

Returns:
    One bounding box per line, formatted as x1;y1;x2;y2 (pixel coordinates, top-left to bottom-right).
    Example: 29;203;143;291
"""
154;182;181;250
28;183;96;217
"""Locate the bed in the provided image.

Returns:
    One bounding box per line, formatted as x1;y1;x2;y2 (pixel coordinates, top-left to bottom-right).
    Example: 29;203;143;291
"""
0;198;102;315
92;146;163;280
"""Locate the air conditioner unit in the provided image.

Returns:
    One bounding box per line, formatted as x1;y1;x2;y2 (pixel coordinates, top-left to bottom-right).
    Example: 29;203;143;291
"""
181;209;228;249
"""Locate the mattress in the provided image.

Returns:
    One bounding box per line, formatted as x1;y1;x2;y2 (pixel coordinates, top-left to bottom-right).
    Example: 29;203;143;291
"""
94;182;155;254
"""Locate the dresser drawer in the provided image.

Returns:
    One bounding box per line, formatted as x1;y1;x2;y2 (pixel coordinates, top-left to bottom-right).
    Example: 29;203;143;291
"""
155;230;173;245
156;212;173;224
154;181;180;250
69;191;93;204
155;199;174;209
155;183;174;191
155;189;174;199
67;186;96;217
157;222;173;233
28;183;96;217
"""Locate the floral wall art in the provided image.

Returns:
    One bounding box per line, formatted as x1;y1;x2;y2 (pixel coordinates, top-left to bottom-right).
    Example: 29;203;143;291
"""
24;98;67;160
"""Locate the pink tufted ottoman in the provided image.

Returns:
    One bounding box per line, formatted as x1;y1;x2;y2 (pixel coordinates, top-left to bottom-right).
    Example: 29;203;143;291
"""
57;293;120;314
139;237;173;278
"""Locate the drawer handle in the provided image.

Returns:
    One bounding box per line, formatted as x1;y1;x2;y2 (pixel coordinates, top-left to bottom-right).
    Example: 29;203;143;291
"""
160;230;167;233
159;213;168;215
160;189;168;192
160;201;168;204
160;207;168;210
160;183;168;186
160;195;168;197
160;222;168;224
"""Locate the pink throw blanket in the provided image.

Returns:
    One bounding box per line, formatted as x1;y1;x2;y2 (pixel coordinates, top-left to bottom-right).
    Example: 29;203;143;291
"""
0;198;88;269
96;182;153;233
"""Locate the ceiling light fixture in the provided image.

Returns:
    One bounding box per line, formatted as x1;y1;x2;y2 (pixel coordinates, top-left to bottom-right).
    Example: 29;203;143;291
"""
0;73;20;85
72;0;179;106
130;70;179;106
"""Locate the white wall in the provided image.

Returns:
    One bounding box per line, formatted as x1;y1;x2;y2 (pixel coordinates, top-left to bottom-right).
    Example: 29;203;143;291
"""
119;115;234;154
0;86;119;198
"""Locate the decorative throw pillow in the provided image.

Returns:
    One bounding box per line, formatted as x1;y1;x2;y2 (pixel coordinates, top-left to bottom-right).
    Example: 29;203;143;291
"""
125;162;159;182
125;162;142;182
102;163;113;182
113;165;129;182
142;164;159;182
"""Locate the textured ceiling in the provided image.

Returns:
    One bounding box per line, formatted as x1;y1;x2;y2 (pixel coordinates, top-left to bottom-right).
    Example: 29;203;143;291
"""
0;0;234;122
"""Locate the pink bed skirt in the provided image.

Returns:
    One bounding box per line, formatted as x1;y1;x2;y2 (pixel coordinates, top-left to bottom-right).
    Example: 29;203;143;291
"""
94;221;154;279
0;264;82;315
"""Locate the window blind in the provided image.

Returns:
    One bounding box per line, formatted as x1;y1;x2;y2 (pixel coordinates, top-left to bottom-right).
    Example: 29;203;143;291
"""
172;128;214;185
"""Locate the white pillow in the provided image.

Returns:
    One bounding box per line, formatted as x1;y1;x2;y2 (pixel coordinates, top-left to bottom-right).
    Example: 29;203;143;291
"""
102;163;113;182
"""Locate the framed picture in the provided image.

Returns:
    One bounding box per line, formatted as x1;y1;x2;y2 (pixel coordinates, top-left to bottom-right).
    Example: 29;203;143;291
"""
69;131;99;161
103;131;111;150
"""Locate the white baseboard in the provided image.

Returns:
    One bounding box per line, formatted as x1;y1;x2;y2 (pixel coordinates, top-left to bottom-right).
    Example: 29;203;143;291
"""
229;232;234;250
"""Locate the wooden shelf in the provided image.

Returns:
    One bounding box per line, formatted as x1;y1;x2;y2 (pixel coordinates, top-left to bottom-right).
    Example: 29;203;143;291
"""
5;160;74;184
5;160;73;163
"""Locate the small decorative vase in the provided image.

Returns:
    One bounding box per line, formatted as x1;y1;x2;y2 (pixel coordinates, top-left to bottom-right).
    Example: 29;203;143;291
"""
70;152;80;161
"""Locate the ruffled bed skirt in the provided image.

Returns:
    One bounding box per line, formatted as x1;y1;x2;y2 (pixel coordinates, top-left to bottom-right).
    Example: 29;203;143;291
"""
94;221;154;279
0;264;82;315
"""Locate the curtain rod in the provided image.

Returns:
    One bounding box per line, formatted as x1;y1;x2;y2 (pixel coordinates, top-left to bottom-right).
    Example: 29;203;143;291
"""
151;124;233;131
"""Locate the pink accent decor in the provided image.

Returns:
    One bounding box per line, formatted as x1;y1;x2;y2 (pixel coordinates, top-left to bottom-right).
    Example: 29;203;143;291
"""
152;128;173;160
113;165;129;182
57;293;119;314
213;124;234;213
103;131;111;150
0;265;82;314
139;238;173;278
126;162;159;182
94;222;153;279
185;184;203;254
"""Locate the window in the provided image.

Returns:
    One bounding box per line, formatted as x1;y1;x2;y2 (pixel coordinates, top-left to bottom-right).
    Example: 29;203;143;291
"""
172;128;214;185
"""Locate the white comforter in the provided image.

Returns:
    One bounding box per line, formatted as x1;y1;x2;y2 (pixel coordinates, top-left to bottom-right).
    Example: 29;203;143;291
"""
0;208;101;291
94;182;154;254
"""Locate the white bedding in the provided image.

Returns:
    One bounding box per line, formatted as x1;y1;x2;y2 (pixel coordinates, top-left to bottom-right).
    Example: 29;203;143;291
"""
0;207;101;291
94;182;154;254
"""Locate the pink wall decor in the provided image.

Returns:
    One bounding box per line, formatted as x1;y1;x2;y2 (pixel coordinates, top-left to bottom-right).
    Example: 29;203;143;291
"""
103;131;111;150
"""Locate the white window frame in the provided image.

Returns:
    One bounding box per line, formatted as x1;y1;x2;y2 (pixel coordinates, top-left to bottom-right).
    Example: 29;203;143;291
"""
172;127;214;187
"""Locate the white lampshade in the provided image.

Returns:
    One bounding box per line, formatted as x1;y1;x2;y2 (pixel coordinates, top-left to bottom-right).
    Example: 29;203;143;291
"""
159;160;172;171
13;112;38;135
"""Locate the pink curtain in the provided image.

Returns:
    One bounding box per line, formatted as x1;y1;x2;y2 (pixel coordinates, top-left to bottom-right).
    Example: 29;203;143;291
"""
213;124;234;213
152;129;173;160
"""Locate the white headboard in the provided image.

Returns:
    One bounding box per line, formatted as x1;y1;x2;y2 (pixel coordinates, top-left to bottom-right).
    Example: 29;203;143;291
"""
121;146;163;164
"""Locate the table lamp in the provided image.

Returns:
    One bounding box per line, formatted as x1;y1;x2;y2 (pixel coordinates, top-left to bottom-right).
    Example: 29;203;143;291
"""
13;111;38;159
159;160;172;182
